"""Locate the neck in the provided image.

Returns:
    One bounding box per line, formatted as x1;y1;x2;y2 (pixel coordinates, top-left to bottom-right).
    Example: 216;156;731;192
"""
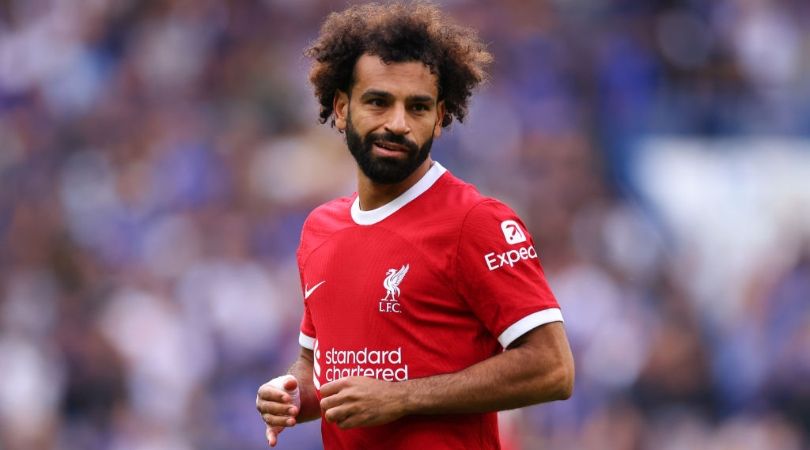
356;157;434;211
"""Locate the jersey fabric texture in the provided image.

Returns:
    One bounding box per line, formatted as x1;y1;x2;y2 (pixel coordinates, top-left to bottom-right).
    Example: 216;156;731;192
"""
297;162;563;450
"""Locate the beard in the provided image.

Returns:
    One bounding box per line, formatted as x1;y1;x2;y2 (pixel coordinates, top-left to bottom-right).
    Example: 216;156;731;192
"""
345;115;434;185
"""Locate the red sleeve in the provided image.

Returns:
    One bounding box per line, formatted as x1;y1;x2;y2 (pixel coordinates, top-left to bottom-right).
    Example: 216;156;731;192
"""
297;233;316;350
454;200;562;348
299;302;316;350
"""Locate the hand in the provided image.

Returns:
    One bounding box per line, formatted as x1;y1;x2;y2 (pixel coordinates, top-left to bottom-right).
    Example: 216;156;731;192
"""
319;376;408;429
256;375;301;447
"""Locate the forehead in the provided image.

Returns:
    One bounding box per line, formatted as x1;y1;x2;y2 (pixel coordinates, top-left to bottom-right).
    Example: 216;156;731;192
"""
351;54;439;99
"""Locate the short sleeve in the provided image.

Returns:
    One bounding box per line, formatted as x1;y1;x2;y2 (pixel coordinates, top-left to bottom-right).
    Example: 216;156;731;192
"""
454;200;562;348
299;302;316;350
297;236;316;350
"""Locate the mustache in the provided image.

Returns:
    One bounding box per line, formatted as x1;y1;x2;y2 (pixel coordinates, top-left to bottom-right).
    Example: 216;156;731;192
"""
365;131;419;152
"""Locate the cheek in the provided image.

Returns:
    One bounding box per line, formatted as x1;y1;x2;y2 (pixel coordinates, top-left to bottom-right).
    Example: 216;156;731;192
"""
349;111;381;134
417;118;439;140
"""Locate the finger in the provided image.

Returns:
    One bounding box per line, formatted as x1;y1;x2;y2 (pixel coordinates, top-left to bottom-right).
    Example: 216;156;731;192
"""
258;385;291;403
319;393;344;411
282;377;299;392
323;404;354;424
257;400;298;416
266;426;277;447
337;409;374;430
262;413;297;428
319;378;348;397
337;415;362;430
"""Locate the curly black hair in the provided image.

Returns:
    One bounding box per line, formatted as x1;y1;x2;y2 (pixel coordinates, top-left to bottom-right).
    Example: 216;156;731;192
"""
304;1;492;128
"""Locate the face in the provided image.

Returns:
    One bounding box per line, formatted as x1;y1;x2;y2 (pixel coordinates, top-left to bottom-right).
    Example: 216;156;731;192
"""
334;54;445;184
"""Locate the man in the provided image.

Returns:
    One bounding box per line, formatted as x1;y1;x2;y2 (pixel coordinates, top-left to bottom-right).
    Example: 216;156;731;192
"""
256;2;574;449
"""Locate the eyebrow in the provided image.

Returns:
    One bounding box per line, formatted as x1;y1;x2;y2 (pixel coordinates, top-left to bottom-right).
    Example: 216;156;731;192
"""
360;89;435;104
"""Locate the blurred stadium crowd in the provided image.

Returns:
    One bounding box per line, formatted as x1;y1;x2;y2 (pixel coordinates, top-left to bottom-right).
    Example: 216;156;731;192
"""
1;0;809;449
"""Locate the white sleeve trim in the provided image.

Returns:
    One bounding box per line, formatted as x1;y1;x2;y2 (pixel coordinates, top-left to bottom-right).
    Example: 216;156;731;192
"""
299;332;316;350
498;308;564;348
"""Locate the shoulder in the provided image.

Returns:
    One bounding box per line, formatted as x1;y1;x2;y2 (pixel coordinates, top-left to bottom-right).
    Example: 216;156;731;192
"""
425;171;489;213
436;172;521;225
417;171;531;251
303;195;354;232
298;195;354;261
433;174;532;251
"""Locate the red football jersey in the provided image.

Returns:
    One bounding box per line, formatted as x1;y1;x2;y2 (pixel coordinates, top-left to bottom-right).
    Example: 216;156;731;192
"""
297;162;562;450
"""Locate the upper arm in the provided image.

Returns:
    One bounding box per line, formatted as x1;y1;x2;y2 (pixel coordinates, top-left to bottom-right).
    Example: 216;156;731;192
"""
508;322;575;398
290;348;315;393
299;347;314;365
290;347;314;378
509;322;569;353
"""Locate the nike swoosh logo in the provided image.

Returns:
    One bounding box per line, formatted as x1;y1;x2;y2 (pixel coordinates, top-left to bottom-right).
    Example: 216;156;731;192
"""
304;281;326;299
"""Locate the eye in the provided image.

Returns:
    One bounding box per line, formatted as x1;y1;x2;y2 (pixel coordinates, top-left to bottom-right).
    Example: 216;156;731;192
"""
411;103;430;112
368;98;386;107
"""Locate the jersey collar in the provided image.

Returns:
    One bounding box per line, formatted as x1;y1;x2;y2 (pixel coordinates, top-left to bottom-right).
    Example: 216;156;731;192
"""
350;161;447;225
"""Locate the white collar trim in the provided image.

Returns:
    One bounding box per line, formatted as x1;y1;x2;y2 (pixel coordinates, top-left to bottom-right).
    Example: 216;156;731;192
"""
351;162;447;225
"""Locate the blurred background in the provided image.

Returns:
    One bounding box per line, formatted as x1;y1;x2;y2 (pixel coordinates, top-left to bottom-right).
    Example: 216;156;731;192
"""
1;0;809;449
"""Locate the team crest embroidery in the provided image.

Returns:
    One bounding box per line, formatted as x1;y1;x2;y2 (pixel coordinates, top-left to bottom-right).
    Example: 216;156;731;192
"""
379;264;409;313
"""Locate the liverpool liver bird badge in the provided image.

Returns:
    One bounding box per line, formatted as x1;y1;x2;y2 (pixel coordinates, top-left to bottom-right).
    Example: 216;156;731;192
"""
382;264;409;302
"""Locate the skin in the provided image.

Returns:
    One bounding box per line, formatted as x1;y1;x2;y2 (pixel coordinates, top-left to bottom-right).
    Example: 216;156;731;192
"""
335;54;445;211
256;348;318;446
255;53;575;446
318;323;573;428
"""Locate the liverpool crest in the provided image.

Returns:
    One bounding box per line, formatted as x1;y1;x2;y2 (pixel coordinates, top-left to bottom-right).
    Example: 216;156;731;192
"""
380;264;409;313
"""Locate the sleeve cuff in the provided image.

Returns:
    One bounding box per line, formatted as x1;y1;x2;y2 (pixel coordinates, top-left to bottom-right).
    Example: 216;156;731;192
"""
497;308;564;348
299;332;315;350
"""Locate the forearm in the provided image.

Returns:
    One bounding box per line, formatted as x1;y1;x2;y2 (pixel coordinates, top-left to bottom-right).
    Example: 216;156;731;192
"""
400;322;573;415
288;352;321;422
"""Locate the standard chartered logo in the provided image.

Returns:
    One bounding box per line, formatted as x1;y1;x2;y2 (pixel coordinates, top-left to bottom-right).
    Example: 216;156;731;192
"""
317;346;409;384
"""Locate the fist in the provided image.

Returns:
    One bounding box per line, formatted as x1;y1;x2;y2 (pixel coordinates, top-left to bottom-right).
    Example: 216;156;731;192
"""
256;375;300;447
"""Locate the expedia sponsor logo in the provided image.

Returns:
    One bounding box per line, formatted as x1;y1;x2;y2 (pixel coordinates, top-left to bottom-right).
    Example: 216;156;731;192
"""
321;346;409;383
500;220;527;245
484;245;538;271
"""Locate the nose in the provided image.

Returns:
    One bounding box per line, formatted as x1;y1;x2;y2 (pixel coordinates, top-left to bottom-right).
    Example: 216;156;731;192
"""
384;104;411;136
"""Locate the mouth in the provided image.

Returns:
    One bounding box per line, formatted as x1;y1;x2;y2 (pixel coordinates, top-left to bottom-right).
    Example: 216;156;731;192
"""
372;141;410;157
374;141;409;152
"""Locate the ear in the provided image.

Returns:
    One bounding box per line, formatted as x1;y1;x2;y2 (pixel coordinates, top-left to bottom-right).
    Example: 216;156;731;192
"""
433;100;446;137
333;90;349;131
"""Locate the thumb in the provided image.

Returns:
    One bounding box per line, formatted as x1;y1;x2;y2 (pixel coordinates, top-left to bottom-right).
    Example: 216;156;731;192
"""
266;425;279;447
270;375;300;409
283;376;298;392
